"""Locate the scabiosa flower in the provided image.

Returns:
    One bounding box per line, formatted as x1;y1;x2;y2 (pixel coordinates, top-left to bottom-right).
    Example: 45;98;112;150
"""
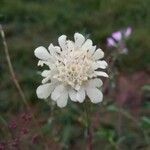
34;33;108;108
107;27;132;54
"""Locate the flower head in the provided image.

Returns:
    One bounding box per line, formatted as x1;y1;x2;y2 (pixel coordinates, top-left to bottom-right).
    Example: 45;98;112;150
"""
34;33;108;107
107;27;132;54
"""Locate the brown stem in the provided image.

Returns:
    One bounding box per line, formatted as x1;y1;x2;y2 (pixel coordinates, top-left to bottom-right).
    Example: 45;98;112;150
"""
0;25;28;107
0;24;49;149
87;126;93;150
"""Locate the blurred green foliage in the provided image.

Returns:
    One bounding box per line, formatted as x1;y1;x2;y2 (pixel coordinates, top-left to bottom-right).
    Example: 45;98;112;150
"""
0;0;150;149
0;0;149;103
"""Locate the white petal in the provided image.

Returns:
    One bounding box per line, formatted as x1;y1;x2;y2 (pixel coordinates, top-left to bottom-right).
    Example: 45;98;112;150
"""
76;88;85;103
58;35;67;51
86;88;103;103
97;61;108;69
69;89;77;102
34;46;51;60
42;77;50;84
38;60;44;66
56;90;68;108
36;83;55;99
37;60;52;67
51;84;66;101
81;39;93;51
54;46;61;53
41;70;51;77
67;40;75;51
87;78;103;88
49;67;58;77
48;44;56;56
93;48;104;60
94;71;109;78
93;60;108;69
74;33;85;48
88;46;96;55
48;44;61;55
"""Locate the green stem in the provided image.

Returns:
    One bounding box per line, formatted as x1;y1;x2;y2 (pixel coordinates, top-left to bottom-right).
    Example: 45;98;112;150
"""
119;108;149;145
84;100;93;150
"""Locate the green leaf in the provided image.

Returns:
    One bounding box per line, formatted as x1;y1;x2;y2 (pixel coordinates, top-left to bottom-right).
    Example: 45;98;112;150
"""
140;116;150;129
142;84;150;91
107;105;118;112
0;115;7;126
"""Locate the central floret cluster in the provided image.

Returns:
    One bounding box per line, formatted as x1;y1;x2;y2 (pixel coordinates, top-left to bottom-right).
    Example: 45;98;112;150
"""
34;33;108;108
54;50;93;89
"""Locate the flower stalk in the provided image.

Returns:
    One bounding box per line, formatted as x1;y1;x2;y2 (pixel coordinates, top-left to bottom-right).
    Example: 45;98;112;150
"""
84;100;93;150
0;24;49;150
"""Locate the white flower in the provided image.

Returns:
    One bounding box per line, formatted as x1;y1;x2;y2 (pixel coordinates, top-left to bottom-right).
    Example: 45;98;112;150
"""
34;33;108;108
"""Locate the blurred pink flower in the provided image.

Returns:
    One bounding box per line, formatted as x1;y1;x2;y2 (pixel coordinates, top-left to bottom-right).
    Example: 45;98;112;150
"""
107;38;116;47
9;121;17;129
112;31;122;41
124;27;132;37
107;27;132;54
